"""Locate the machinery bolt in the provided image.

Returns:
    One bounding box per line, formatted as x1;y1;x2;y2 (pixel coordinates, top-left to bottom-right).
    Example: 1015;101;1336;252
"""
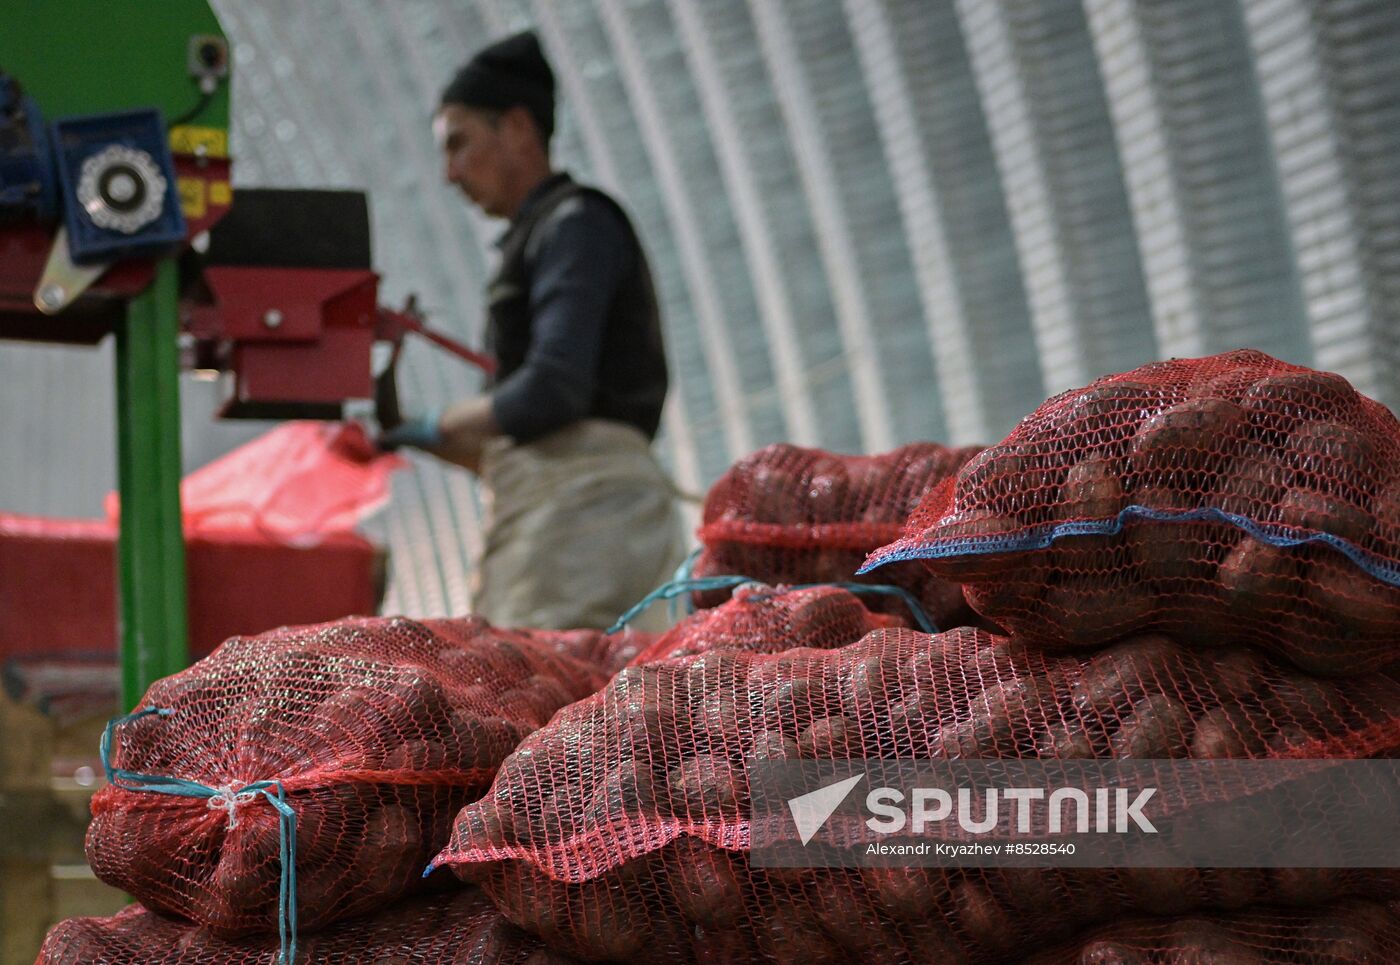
263;309;284;329
38;283;66;311
107;171;139;204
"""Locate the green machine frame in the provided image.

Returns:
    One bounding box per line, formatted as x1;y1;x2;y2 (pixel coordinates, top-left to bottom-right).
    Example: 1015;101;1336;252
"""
0;0;232;707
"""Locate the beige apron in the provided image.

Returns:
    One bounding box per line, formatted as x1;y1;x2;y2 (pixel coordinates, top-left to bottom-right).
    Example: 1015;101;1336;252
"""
472;419;686;632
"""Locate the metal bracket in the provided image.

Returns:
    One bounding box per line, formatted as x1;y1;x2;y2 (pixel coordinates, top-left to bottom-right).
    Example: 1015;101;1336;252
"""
33;225;109;314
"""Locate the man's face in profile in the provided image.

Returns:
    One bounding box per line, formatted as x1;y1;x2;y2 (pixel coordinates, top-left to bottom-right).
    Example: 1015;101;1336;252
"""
435;103;512;219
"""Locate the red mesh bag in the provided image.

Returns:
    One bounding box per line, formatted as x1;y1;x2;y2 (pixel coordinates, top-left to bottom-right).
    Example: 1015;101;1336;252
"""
432;627;1400;962
865;351;1400;675
515;627;658;677
33;887;580;965
1029;900;1400;964
86;616;607;939
694;442;982;627
628;583;905;666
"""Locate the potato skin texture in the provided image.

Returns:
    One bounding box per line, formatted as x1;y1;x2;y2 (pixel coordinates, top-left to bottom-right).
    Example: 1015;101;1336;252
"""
1190;706;1266;759
1048;583;1154;649
1077;939;1149;965
1129;399;1247;478
666;753;740;817
1109;694;1194;759
951;879;1019;960
1070;635;1185;720
796;715;861;759
1058;457;1124;522
669;840;744;928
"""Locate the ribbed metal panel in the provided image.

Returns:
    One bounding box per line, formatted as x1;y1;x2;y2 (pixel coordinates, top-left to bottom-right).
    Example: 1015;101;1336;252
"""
0;340;114;518
594;0;768;459
958;0;1159;393
846;0;1046;443
1087;0;1312;364
1244;0;1400;410
685;0;865;456
668;0;820;447
768;0;950;449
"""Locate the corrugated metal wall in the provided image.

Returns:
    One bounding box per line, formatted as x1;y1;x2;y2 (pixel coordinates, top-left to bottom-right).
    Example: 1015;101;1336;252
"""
1;0;1396;617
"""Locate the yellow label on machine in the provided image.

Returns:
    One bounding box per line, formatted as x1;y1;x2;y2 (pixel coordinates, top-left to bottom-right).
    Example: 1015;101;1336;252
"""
209;181;232;207
177;178;207;218
169;125;229;159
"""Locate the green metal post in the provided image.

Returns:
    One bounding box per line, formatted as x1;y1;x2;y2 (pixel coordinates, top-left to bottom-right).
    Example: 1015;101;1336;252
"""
115;259;189;709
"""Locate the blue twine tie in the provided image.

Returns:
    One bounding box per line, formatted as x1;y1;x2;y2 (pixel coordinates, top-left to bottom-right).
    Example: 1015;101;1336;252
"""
666;547;705;622
607;575;937;635
860;502;1400;588
102;707;300;965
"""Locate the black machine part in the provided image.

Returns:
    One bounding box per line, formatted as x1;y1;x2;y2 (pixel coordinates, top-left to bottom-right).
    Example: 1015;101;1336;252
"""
198;187;371;269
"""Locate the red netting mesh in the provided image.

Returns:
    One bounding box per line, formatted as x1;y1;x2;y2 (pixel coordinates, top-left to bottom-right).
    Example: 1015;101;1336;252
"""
33;887;581;965
433;627;1400;963
868;351;1400;675
694;442;982;627
86;616;607;937
628;583;905;666
514;627;657;678
1029;900;1400;964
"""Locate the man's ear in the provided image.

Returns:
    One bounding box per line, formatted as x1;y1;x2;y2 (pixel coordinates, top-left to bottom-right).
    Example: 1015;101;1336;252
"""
502;105;544;152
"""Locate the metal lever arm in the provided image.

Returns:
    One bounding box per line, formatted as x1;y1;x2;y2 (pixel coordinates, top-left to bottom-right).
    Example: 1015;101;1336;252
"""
375;297;497;375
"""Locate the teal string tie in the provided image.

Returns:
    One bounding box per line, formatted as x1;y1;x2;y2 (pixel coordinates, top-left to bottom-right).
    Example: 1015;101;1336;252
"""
666;547;705;622
608;575;937;635
607;575;757;634
101;707;300;965
810;581;937;634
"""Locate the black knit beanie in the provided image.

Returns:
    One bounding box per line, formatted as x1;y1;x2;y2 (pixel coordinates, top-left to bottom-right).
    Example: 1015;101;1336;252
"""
439;30;555;142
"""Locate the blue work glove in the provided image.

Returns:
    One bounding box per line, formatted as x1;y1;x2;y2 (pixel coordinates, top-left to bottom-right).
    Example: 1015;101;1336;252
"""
377;409;444;451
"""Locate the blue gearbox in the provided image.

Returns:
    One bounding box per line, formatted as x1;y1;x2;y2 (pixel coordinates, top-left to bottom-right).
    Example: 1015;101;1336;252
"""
51;109;186;264
0;71;59;223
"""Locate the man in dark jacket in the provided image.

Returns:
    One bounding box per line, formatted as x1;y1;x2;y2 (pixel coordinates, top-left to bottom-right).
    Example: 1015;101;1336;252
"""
381;30;683;630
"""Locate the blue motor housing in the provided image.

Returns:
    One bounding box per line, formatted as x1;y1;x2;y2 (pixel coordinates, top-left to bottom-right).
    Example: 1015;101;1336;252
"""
0;71;59;223
51;109;186;265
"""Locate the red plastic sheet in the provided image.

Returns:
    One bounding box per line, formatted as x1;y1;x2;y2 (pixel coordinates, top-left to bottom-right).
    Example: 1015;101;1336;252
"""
0;513;380;661
105;421;403;545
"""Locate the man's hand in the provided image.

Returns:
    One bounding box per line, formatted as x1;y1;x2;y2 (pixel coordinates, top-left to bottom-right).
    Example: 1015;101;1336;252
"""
375;396;502;476
377;410;444;452
433;395;502;474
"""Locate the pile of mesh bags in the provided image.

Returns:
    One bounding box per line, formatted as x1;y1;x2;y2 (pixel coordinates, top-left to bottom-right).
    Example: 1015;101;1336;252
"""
46;349;1400;963
425;351;1400;963
430;625;1400;962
